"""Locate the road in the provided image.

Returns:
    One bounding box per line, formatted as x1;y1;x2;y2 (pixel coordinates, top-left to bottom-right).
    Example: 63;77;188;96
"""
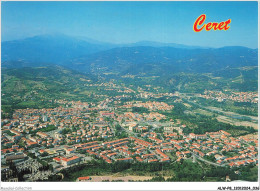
194;154;226;167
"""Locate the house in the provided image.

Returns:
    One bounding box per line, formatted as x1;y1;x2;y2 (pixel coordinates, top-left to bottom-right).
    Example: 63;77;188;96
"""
116;157;133;162
26;141;38;148
189;133;207;140
61;156;81;167
141;154;156;159
12;145;19;149
235;161;246;166
65;148;75;155
3;123;13;129
148;159;158;163
155;149;169;159
219;130;231;136
160;158;170;162
36;132;49;138
193;149;205;157
77;176;91;182
174;144;182;150
6;154;25;163
214;154;226;161
162;148;175;153
53;157;61;163
76;176;91;182
136;157;143;162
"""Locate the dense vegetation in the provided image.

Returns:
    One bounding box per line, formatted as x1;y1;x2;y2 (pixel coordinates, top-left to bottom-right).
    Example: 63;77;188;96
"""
132;107;149;113
60;159;257;182
161;103;257;136
1;66;98;116
2;161;52;182
194;97;258;117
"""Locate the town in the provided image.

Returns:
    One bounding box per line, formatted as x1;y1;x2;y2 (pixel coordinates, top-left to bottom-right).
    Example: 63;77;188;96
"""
1;97;258;182
199;90;258;103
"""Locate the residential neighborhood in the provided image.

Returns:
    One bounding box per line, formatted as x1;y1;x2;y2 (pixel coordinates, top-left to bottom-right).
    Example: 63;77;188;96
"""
1;98;258;182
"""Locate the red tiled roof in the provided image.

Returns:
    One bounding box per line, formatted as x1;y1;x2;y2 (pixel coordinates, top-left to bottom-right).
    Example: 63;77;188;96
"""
62;156;79;162
78;176;90;181
53;157;61;161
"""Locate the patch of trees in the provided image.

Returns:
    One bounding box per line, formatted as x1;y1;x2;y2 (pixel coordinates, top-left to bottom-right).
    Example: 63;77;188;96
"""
5;130;16;136
40;152;48;157
39;125;56;132
48;174;63;181
196;97;257;117
115;124;128;138
39;164;51;171
132;107;149;113
154;127;164;133
235;164;258;181
60;128;71;135
60;158;257;182
2;161;52;181
204;155;216;162
167;160;204;181
2;162;19;181
27;152;37;159
115;124;122;131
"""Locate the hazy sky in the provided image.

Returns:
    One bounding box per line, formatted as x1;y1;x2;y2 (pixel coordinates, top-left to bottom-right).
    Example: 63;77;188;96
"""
1;1;258;48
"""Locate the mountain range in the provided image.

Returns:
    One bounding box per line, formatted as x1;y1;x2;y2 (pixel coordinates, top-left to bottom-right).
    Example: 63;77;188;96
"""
1;34;207;66
1;34;115;65
69;46;257;76
1;34;258;87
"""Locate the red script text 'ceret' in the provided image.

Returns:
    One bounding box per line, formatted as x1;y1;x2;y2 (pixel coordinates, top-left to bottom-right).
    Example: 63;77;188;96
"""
193;14;231;32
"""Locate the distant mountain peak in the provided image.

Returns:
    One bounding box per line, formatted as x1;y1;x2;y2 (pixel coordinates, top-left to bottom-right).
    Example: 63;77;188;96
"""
120;40;209;49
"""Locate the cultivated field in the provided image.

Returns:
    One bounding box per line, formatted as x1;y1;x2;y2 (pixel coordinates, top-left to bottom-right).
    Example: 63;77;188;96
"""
217;116;258;129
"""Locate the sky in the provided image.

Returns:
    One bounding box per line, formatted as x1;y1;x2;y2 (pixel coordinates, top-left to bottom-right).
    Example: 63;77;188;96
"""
1;1;258;48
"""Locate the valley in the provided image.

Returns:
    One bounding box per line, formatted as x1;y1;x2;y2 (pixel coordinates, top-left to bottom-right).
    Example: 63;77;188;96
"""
1;34;258;182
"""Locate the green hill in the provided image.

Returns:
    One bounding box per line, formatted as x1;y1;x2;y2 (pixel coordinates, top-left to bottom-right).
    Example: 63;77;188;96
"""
1;66;96;117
